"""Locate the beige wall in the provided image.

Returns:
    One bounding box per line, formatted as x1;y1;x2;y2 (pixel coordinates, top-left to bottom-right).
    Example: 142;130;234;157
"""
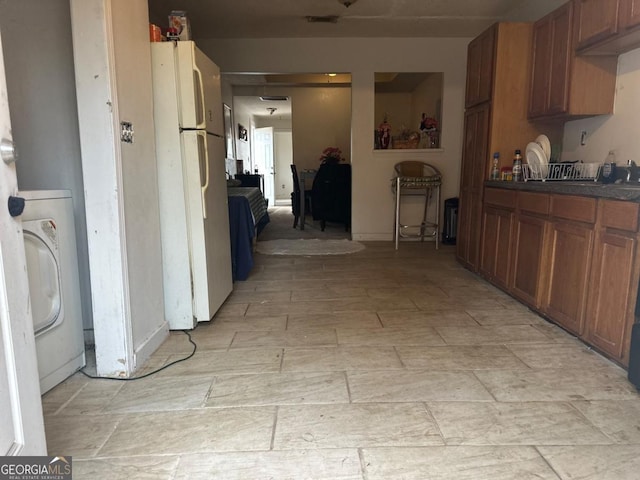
232;98;253;173
198;37;469;240
292;86;351;172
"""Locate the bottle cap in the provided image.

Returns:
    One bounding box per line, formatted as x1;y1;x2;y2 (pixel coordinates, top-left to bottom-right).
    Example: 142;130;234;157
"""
515;149;521;154
493;152;499;158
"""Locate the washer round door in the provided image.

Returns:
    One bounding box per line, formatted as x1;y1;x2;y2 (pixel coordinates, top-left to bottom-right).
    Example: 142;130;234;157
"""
23;219;63;335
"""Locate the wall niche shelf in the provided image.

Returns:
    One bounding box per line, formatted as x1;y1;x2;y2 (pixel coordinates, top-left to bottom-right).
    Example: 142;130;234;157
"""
375;72;443;152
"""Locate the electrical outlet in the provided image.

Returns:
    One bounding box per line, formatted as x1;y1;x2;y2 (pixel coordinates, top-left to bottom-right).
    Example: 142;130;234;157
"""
120;121;134;144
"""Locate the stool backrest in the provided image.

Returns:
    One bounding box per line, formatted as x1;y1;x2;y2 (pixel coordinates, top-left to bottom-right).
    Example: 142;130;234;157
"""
394;161;441;178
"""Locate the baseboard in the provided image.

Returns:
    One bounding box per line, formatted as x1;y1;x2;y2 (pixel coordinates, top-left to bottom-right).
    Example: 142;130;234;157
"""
39;352;86;395
133;320;170;372
351;234;438;243
351;233;393;241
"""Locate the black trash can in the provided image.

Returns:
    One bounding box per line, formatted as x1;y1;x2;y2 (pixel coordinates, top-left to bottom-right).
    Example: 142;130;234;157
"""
442;197;458;245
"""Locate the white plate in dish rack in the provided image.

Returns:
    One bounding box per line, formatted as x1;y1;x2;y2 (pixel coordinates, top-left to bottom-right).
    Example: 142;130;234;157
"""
525;142;548;179
535;134;551;162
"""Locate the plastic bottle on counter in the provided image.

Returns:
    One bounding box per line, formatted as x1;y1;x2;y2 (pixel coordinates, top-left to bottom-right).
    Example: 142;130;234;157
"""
490;152;500;180
512;149;523;182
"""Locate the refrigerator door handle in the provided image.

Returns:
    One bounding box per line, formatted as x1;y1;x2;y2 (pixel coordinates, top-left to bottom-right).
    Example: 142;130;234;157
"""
198;131;210;219
193;64;205;129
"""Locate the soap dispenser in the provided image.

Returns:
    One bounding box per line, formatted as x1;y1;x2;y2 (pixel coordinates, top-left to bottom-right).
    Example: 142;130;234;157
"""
598;151;617;183
627;160;639;182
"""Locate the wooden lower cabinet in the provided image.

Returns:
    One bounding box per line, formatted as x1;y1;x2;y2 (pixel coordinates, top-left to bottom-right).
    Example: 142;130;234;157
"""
457;192;483;271
480;206;513;289
543;221;594;335
511;214;547;308
586;230;639;362
478;189;640;367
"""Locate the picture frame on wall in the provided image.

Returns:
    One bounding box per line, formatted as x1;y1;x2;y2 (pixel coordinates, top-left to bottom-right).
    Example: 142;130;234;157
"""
223;103;235;159
238;124;248;142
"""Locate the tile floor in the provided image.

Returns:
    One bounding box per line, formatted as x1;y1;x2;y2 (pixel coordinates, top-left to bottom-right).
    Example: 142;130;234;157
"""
43;243;640;479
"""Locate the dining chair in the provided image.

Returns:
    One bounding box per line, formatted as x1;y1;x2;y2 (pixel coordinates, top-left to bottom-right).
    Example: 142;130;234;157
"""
290;164;312;229
311;163;352;232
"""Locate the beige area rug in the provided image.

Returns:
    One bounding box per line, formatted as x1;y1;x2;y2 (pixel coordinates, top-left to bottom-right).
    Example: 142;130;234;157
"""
256;238;365;256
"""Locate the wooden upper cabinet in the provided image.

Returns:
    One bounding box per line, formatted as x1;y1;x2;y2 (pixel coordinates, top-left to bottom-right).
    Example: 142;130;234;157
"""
575;0;621;50
465;25;496;108
576;0;640;54
459;23;539;273
529;1;617;118
529;3;572;117
529;20;553;118
620;0;640;29
548;5;572;115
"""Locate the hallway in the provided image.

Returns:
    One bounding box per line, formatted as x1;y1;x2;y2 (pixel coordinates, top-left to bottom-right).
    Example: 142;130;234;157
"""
259;205;351;241
42;242;640;479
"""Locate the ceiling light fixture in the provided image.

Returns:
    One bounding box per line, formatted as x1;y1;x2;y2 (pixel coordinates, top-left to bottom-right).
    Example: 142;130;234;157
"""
338;0;359;7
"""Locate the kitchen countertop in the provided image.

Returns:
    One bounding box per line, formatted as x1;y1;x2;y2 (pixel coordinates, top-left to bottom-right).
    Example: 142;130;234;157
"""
485;180;640;202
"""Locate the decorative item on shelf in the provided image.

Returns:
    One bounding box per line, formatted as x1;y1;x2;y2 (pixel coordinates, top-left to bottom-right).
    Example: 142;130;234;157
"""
419;113;439;149
377;114;392;149
168;10;191;41
392;129;421;149
319;146;344;165
149;23;163;42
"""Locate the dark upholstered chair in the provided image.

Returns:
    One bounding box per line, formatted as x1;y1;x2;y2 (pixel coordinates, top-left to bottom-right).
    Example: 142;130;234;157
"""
234;174;264;192
311;163;351;231
290;164;312;229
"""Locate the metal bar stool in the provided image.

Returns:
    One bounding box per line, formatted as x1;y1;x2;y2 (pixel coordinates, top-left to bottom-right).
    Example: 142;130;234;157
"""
392;161;442;250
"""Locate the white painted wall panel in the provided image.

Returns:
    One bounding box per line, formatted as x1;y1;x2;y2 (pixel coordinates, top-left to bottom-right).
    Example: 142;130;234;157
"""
199;37;467;240
70;0;167;376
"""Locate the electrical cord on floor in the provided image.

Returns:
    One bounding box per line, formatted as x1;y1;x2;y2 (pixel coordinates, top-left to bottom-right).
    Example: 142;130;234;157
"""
78;330;197;381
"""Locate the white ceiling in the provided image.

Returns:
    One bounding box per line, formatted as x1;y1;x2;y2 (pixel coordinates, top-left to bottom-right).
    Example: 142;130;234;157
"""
148;0;565;40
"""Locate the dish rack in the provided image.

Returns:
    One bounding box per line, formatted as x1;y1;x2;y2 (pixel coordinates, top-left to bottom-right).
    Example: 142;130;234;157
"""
522;163;601;182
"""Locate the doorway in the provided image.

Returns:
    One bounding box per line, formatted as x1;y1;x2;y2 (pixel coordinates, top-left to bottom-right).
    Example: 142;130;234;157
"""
252;126;275;206
274;130;293;205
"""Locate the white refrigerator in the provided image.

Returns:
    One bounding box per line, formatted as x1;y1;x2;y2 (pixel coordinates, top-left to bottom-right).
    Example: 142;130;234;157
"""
151;41;232;330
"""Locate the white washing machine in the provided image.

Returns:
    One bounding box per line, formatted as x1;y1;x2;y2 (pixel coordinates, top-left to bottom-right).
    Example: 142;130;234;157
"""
21;190;85;394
